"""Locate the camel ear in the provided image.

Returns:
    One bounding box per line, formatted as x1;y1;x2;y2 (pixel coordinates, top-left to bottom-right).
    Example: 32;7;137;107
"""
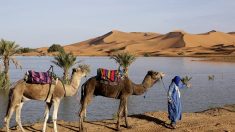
72;68;77;73
148;70;154;75
148;70;160;79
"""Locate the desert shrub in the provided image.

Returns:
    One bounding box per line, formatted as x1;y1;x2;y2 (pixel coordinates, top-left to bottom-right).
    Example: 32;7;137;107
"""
108;47;126;54
109;48;118;53
48;44;64;53
144;53;151;57
208;75;215;80
177;52;185;55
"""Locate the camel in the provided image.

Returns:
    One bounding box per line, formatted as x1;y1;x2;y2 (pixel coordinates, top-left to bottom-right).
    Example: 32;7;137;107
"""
4;65;90;132
79;70;164;131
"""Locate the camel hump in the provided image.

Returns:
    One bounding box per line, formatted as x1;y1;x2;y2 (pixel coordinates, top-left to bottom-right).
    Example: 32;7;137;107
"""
97;68;121;82
25;70;52;84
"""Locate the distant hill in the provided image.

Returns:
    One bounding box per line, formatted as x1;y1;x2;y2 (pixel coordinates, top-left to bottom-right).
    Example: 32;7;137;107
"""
31;30;235;56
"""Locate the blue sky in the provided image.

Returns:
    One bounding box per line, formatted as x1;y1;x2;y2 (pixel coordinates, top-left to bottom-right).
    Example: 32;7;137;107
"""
0;0;235;48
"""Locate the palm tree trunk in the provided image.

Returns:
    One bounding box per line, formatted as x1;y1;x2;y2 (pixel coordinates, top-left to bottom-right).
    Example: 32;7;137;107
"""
3;58;10;87
63;69;69;84
123;67;128;76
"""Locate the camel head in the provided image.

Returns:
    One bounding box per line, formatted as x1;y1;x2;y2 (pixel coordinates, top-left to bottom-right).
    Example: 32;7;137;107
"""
72;64;90;77
148;70;164;80
143;70;165;87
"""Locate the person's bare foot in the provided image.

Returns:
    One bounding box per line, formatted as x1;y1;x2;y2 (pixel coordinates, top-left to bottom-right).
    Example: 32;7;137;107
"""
170;123;176;129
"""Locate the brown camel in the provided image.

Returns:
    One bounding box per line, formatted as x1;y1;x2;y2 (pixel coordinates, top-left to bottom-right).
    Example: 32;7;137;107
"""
4;65;89;132
79;70;164;131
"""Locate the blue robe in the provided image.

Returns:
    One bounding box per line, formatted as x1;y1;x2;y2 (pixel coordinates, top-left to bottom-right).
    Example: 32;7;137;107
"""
168;81;186;124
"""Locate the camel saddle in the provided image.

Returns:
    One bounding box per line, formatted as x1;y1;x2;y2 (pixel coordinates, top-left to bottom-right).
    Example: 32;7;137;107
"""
24;70;57;103
25;70;52;84
97;68;121;85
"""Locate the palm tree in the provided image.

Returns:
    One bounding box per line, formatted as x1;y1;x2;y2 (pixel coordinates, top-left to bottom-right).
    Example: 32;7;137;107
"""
110;52;136;76
51;51;77;83
0;39;21;87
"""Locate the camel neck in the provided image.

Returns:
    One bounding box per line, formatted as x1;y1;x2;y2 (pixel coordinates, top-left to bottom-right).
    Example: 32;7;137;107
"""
64;74;83;96
132;83;149;95
132;75;155;95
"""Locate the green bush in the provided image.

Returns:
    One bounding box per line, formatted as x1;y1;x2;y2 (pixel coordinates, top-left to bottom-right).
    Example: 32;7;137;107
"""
48;44;64;53
18;47;36;53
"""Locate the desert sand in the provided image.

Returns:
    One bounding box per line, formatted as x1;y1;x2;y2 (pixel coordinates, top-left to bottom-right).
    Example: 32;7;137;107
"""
25;30;235;57
1;104;234;132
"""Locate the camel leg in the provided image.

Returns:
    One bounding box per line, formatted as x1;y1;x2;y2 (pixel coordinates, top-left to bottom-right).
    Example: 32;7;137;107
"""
42;102;52;132
79;95;92;132
84;108;87;119
117;98;125;131
79;82;95;132
79;93;94;132
4;106;15;132
52;99;60;132
124;98;131;128
79;102;87;132
4;89;22;132
15;102;25;132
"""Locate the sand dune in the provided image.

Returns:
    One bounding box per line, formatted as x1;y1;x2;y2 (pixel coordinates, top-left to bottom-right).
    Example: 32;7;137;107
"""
31;30;235;56
184;31;235;47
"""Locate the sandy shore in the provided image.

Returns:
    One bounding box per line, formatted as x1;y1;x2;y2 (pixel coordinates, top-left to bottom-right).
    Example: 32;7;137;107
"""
1;104;235;132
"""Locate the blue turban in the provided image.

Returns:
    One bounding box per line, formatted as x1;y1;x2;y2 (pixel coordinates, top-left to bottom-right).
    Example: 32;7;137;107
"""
172;76;181;86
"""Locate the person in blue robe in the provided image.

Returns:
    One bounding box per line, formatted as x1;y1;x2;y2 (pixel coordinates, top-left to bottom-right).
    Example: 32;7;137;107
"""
167;76;189;129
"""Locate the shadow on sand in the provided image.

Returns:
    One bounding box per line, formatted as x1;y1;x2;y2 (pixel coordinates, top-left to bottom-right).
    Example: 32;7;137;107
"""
85;120;117;131
130;114;173;129
0;114;175;131
57;123;79;131
85;114;173;131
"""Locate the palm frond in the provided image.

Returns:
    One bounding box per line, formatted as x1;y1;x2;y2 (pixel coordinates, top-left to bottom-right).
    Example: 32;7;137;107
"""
52;51;77;70
11;57;22;69
110;52;136;70
181;76;192;85
110;52;136;76
0;39;19;57
78;64;90;74
52;51;77;80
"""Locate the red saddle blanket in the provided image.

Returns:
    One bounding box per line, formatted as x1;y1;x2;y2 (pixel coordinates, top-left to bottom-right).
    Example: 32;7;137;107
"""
26;70;52;84
97;68;120;82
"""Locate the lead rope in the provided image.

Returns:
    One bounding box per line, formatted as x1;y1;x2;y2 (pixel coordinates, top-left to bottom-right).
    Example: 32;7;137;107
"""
143;85;148;98
144;78;167;99
160;78;168;93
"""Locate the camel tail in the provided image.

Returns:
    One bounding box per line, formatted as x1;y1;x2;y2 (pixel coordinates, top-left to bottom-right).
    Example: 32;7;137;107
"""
80;82;86;105
4;88;13;122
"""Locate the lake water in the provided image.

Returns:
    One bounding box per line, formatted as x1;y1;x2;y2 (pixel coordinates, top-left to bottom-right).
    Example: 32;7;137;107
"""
0;56;235;128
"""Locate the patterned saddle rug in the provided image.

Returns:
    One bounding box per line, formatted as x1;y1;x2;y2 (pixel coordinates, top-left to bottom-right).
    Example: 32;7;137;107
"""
97;68;121;85
25;70;52;84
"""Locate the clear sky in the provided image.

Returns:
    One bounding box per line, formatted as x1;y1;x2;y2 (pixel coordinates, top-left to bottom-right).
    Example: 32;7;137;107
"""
0;0;235;48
